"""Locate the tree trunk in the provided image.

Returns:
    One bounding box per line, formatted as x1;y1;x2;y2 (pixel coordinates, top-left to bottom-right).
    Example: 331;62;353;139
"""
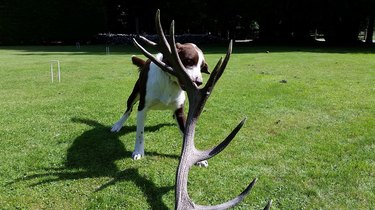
366;15;374;44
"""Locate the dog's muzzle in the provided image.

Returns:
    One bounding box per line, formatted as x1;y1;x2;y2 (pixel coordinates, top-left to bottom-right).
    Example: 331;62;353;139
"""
178;80;202;91
194;80;203;86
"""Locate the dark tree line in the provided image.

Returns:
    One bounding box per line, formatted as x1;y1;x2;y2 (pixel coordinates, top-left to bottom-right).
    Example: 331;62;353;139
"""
0;0;374;44
0;0;107;44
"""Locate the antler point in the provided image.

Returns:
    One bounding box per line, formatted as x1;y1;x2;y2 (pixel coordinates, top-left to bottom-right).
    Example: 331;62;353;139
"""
263;199;273;210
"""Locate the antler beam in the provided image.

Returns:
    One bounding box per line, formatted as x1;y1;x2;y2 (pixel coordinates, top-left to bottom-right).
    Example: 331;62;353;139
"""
133;9;272;210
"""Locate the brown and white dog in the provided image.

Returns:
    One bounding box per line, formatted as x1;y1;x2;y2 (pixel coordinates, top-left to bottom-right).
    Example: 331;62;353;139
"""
111;43;209;165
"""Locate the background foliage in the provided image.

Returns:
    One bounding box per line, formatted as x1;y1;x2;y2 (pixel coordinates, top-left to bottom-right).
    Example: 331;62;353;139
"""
1;0;374;44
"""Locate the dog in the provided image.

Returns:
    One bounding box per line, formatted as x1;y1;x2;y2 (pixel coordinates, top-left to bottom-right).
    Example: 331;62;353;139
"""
111;43;209;165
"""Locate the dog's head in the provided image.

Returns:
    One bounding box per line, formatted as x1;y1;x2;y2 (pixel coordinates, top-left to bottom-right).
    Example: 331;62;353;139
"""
161;43;209;89
175;43;209;87
132;43;209;90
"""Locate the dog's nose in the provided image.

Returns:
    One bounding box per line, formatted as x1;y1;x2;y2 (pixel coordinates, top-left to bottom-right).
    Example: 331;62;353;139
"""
195;80;202;86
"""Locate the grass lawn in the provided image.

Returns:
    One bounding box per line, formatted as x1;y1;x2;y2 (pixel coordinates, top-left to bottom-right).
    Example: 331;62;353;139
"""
0;44;374;209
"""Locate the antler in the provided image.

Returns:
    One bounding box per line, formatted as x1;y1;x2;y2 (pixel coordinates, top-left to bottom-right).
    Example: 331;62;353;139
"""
133;9;272;210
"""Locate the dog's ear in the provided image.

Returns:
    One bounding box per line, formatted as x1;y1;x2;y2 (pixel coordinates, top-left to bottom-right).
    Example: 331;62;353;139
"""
162;44;182;67
176;43;183;53
201;62;210;74
131;56;146;68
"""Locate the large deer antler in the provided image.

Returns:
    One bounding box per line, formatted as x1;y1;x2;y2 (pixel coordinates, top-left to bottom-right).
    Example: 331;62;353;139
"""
133;10;272;210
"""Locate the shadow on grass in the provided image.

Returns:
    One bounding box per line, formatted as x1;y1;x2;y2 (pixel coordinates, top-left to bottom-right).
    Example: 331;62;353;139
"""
8;117;178;210
95;168;173;209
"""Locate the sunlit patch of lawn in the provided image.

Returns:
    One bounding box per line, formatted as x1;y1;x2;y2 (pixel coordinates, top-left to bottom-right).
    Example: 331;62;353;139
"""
0;44;374;209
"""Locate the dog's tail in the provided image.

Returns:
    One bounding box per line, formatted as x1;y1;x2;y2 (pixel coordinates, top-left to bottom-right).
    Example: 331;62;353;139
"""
131;56;146;72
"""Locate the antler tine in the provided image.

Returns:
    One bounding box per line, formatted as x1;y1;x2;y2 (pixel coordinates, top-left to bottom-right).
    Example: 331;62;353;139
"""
191;41;233;119
138;35;157;47
132;9;177;76
216;39;233;80
196;117;246;162
169;20;197;92
155;9;171;54
194;178;257;210
133;38;176;76
203;40;233;93
264;200;273;210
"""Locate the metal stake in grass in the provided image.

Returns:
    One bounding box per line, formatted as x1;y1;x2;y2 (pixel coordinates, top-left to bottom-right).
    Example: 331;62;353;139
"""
106;46;110;55
50;60;61;83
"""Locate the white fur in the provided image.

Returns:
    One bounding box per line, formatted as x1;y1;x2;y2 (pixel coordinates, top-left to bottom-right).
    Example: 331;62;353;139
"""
144;54;186;111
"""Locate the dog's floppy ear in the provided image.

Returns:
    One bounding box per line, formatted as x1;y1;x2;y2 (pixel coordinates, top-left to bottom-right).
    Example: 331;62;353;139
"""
167;43;182;66
176;43;183;53
201;62;210;74
131;55;146;68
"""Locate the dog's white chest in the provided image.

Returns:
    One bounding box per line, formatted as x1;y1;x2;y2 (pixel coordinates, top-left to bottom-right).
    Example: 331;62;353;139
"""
145;64;185;110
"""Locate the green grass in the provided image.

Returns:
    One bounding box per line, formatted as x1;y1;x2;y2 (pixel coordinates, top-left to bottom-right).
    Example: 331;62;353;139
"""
0;44;374;209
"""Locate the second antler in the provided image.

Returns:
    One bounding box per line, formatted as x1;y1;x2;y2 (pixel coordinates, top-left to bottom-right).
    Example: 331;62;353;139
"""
133;10;272;210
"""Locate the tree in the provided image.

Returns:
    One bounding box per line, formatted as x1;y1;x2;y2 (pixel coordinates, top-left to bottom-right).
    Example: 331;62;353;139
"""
0;0;107;44
1;0;374;44
366;15;374;44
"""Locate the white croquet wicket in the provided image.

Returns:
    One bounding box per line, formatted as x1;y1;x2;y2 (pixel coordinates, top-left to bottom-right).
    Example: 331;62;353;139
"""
106;46;110;55
50;60;61;83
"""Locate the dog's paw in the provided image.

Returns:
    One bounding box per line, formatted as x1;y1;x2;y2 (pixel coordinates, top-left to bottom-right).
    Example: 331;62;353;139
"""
132;152;144;160
195;160;208;167
110;123;122;133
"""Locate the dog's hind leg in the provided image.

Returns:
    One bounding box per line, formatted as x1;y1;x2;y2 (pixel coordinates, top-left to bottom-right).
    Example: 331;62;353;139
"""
111;81;140;132
132;109;147;160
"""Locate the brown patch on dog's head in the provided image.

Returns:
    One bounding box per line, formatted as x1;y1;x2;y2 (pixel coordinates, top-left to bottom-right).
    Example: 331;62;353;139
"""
176;43;198;67
175;44;207;73
165;43;209;87
175;43;210;75
160;43;209;76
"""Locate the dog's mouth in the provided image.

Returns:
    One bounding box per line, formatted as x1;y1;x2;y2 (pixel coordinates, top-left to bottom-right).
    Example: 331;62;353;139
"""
194;80;203;86
178;80;202;91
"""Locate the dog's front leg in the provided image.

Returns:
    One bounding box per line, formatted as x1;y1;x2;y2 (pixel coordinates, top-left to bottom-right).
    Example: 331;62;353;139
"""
132;109;146;160
174;107;186;134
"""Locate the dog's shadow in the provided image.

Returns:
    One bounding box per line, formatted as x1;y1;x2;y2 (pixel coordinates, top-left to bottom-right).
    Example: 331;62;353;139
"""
9;117;178;209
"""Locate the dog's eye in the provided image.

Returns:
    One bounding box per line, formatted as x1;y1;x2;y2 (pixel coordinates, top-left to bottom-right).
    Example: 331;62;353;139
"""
184;59;194;66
